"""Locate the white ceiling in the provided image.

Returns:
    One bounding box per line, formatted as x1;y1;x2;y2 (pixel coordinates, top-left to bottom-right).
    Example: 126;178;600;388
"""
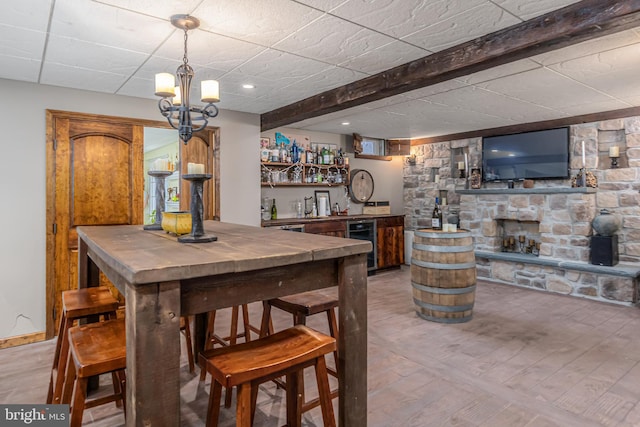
2;0;640;139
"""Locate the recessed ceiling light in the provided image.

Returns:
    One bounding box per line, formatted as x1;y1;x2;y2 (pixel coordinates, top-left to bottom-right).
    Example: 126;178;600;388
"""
341;122;350;125
242;84;255;89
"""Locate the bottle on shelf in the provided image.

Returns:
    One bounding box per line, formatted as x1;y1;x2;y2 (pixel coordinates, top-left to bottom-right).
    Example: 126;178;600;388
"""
322;146;330;164
291;141;299;163
270;199;277;220
432;197;442;230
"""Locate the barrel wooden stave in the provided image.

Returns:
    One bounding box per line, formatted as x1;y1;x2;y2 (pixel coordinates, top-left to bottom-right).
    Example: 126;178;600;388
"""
410;229;476;323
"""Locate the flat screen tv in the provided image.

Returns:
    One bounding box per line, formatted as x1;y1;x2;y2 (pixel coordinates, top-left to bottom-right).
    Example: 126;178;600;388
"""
482;127;570;182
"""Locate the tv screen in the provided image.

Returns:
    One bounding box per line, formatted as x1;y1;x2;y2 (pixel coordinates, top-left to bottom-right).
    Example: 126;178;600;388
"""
482;127;570;182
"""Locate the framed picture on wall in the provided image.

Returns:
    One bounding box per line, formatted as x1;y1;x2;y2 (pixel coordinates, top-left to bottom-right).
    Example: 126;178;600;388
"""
314;190;331;217
260;137;270;148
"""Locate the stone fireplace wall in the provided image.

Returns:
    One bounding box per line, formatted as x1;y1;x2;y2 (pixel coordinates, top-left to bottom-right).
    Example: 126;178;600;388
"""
404;117;640;305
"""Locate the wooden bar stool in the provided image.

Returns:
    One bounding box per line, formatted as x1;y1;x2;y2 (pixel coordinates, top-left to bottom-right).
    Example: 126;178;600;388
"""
181;315;195;373
200;325;336;427
260;289;339;412
47;287;119;404
200;305;262;407
61;318;127;427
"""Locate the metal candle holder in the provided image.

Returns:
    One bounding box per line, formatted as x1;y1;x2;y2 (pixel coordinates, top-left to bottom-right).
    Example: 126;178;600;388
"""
178;174;217;243
143;170;173;230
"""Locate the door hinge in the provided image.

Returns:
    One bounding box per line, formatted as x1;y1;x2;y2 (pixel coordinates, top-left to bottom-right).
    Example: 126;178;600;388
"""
53;223;57;234
53;138;58;151
52;307;56;323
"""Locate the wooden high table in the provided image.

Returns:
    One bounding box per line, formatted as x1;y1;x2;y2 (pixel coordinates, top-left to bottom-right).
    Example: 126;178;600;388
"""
77;221;370;426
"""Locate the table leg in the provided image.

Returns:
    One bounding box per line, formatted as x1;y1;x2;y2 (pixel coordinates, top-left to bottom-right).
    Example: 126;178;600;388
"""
78;238;89;289
125;280;181;426
338;253;367;426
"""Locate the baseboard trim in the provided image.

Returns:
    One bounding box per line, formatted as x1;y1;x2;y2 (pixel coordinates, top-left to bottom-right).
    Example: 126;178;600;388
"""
0;331;46;349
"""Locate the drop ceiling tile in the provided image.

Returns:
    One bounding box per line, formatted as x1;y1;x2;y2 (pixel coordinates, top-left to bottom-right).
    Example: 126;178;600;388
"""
194;0;323;46
132;56;188;81
426;85;561;123
456;59;541;85
50;0;172;53
230;49;333;84
0;55;41;82
548;43;640;99
153;29;267;71
403;80;469;100
0;25;46;60
0;0;52;30
93;0;204;20
559;99;633;117
338;40;430;75
294;0;349;12
46;35;149;75
620;95;640;106
272;14;395;66
402;3;520;52
217;93;277;114
477;67;615;110
330;0;485;39
530;29;640;66
40;62;129;93
492;0;581;20
280;66;368;98
116;76;155;100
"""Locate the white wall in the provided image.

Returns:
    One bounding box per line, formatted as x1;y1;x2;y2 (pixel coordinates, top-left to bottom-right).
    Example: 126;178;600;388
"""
0;78;260;340
260;127;404;218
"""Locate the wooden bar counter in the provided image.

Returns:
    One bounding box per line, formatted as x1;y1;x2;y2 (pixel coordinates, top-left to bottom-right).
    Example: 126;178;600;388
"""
77;221;370;426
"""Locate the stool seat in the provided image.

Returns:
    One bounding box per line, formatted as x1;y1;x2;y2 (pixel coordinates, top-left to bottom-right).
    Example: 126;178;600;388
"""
62;318;127;427
200;325;336;427
47;287;119;405
260;289;339;415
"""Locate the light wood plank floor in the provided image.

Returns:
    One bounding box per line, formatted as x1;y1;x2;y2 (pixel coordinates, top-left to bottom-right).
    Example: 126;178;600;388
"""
2;266;640;426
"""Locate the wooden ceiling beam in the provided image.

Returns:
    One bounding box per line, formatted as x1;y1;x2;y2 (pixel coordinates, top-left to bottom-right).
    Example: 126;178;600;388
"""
261;0;640;132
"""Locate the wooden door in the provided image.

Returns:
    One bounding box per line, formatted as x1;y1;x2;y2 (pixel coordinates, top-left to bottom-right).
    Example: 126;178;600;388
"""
45;111;144;337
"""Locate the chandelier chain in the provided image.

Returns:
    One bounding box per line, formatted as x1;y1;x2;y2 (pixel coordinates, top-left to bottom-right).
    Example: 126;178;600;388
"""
183;29;189;65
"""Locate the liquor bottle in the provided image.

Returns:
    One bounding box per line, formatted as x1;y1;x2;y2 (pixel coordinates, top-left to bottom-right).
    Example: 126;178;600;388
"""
432;197;442;230
291;141;299;163
322;146;330;164
270;199;277;220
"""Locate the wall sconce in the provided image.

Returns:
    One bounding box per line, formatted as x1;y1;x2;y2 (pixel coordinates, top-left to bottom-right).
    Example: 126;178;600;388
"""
609;146;619;169
406;153;417;165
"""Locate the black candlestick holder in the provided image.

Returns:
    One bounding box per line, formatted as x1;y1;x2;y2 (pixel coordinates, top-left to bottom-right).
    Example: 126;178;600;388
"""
610;157;619;169
144;170;173;230
178;174;218;243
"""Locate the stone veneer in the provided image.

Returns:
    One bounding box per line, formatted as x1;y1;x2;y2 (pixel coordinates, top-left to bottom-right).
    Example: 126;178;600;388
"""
404;117;640;306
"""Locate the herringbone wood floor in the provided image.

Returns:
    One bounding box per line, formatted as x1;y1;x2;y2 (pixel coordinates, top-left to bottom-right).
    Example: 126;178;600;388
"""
2;266;640;426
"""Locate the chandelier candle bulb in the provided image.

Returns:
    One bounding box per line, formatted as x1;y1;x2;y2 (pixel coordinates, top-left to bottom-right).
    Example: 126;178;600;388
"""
609;146;619;157
201;80;220;103
155;73;176;97
172;86;182;105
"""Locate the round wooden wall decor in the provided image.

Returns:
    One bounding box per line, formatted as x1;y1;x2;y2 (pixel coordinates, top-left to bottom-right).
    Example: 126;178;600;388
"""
349;169;374;203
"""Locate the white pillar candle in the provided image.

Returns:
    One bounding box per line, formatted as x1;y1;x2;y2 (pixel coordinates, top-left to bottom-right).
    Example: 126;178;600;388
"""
464;153;468;173
197;164;205;174
201;80;220;103
187;162;195;174
457;161;465;170
154;73;175;97
582;140;586;168
609;146;619;157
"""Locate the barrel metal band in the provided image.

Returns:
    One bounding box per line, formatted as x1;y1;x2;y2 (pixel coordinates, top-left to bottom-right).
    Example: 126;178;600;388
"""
411;259;476;270
412;243;474;253
412;298;474;313
415;230;471;239
416;311;473;324
411;281;476;295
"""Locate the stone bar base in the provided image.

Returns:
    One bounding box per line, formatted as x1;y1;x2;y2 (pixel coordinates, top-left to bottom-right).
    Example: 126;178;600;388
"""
476;251;640;306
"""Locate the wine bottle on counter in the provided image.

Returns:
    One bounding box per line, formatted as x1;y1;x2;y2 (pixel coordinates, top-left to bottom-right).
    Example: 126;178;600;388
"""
432;197;442;230
271;199;277;220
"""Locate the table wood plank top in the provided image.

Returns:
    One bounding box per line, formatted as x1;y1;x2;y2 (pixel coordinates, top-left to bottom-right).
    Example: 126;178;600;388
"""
77;221;372;285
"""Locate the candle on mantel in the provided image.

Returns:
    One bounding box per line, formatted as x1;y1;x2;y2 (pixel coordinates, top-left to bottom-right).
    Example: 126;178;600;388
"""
464;153;469;174
581;140;586;168
609;146;620;158
457;161;465;170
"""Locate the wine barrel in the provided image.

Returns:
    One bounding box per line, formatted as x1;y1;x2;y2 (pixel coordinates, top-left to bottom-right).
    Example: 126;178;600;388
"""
411;229;476;323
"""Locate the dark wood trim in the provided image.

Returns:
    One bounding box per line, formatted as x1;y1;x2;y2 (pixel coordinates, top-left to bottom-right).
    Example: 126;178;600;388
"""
261;0;640;131
354;153;392;161
410;105;640;145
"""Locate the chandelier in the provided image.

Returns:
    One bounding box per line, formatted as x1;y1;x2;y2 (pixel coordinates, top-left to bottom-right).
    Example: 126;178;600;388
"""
155;15;219;144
